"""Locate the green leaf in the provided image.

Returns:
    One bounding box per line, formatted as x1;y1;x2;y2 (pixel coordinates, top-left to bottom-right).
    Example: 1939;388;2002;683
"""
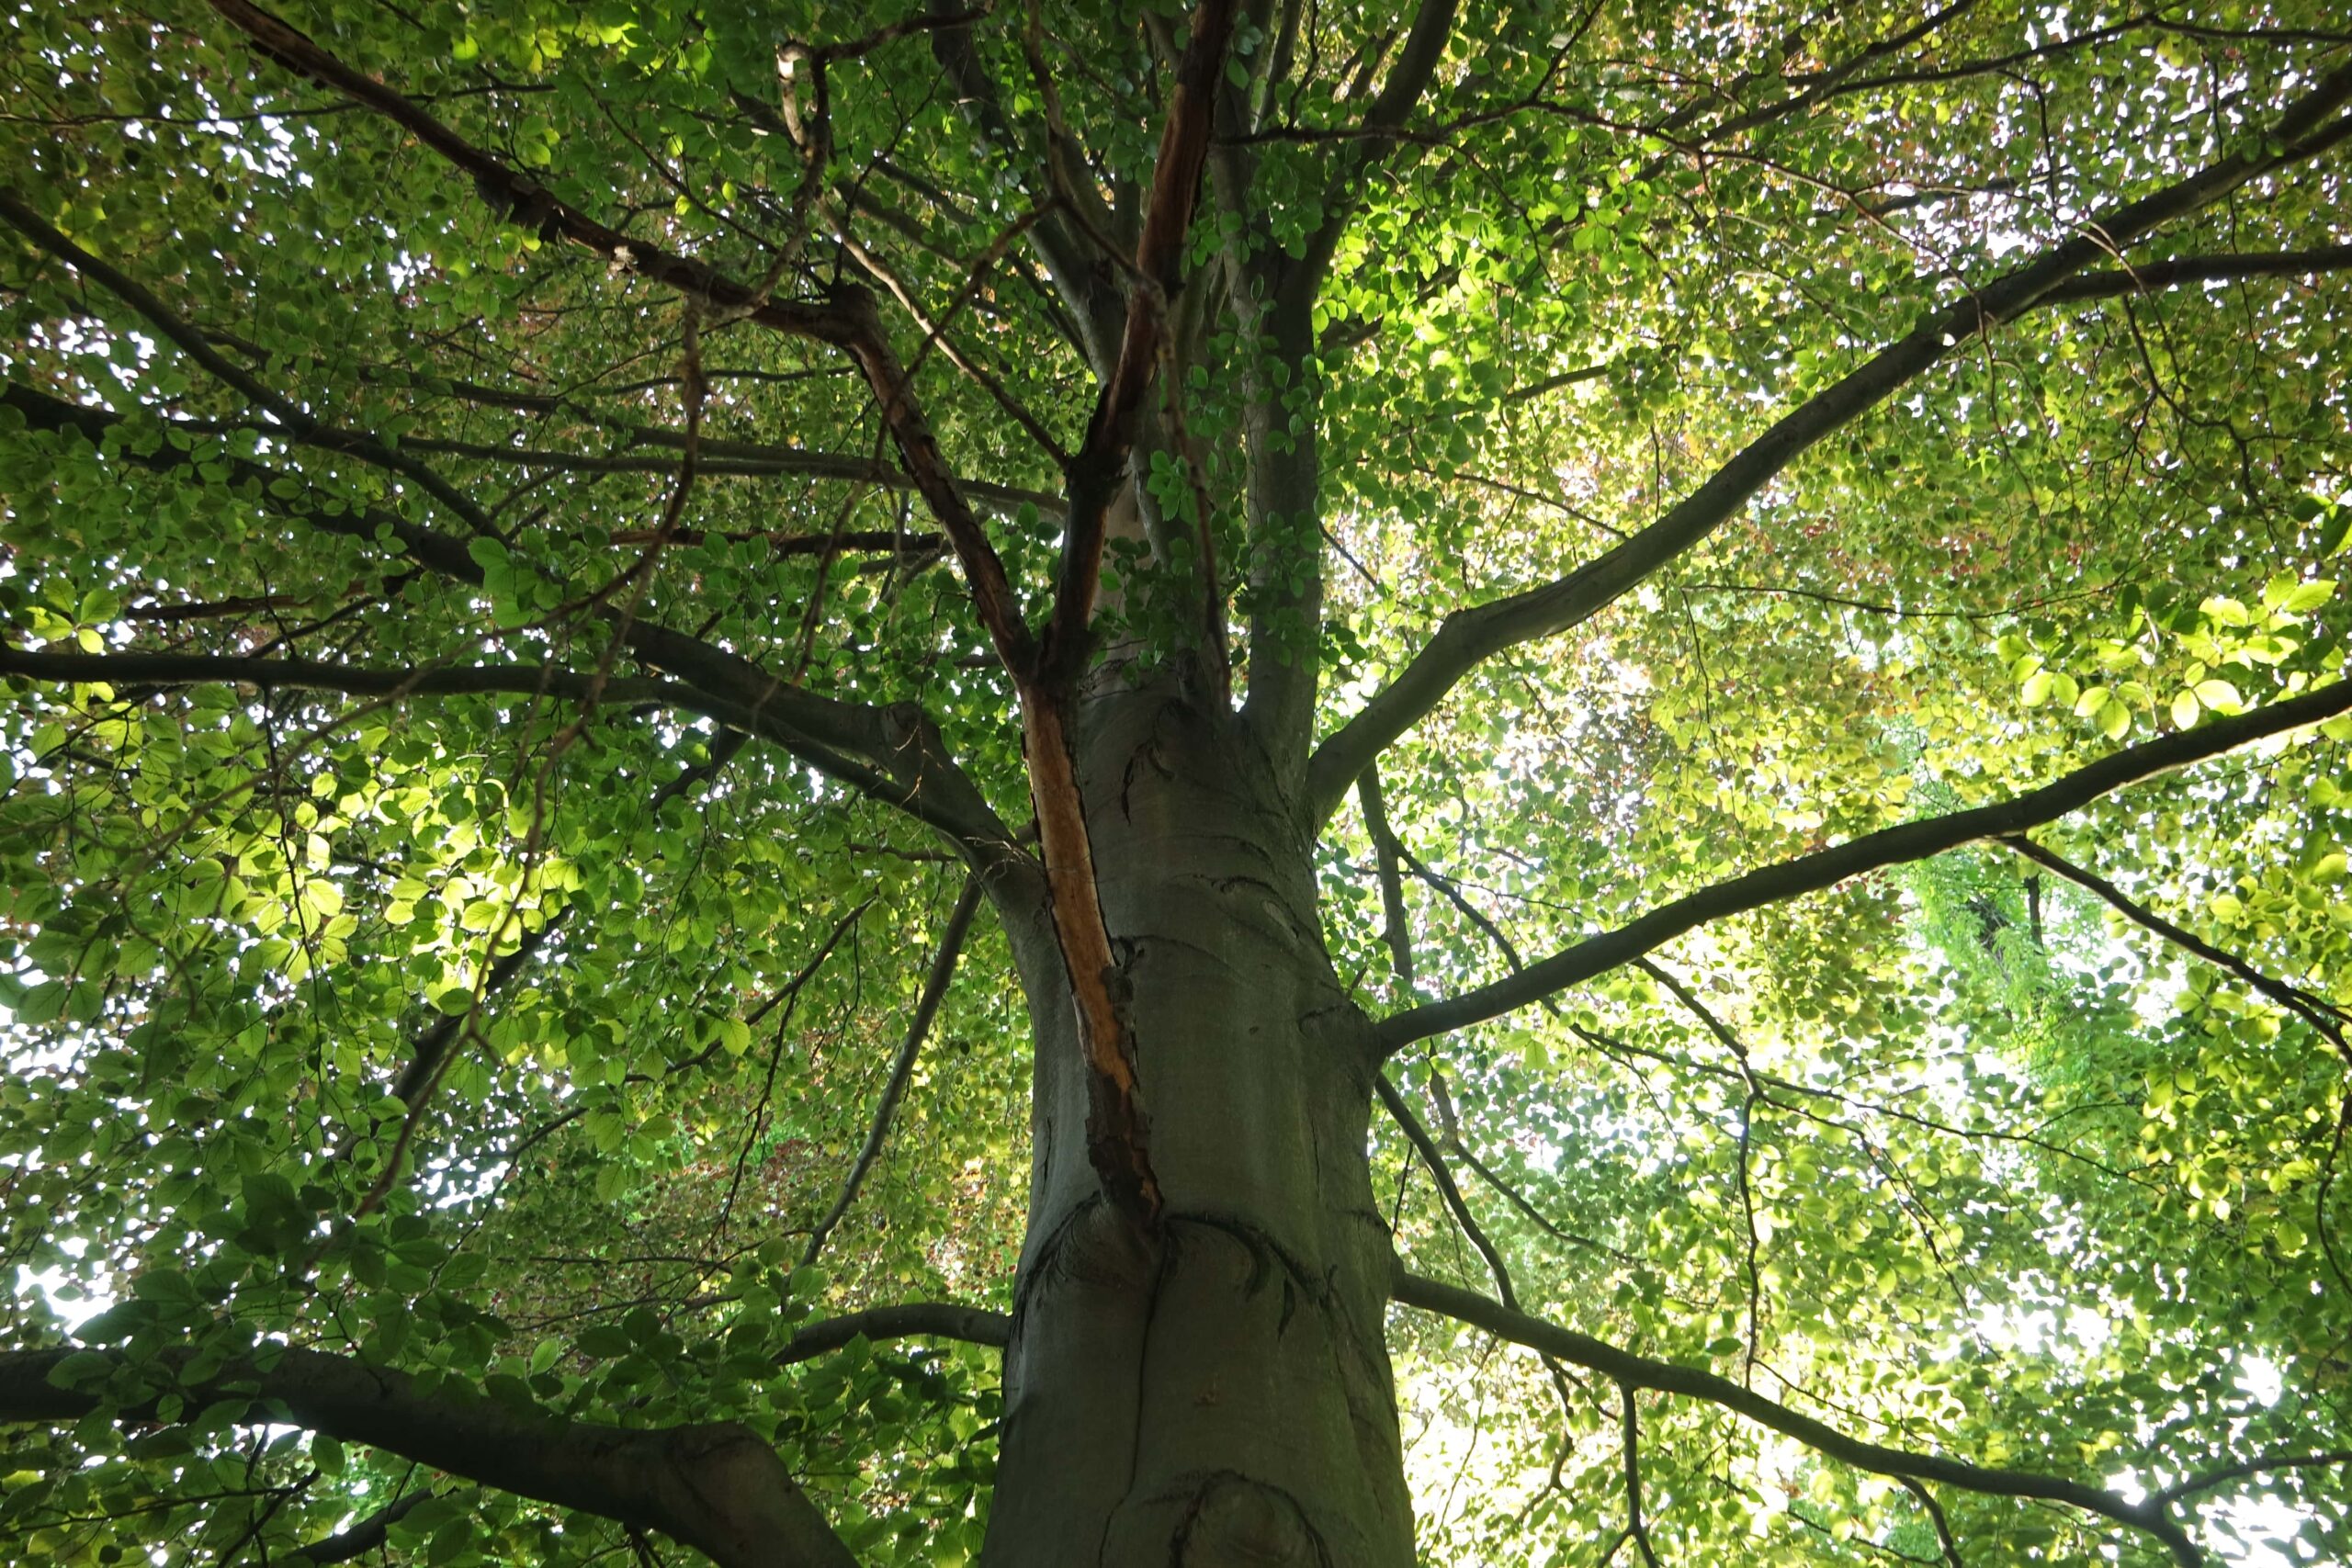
577;1325;632;1359
43;1351;115;1391
2191;678;2244;714
2279;579;2335;615
426;1517;476;1566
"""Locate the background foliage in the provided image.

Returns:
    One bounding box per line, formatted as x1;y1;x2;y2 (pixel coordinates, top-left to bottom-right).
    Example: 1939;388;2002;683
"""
3;0;2349;1563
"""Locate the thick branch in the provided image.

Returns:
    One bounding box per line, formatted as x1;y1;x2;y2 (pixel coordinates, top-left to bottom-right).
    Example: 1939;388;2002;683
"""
775;1301;1011;1368
1378;679;2352;1050
800;875;987;1267
1377;1068;1594;1464
1305;70;2352;827
0;647;673;706
2152;1449;2352;1506
1391;1272;2201;1565
1227;1;1459;762
0;646;943;839
832;292;1037;678
926;2;1125;367
0;1346;856;1568
2046;243;2352;303
1900;1476;1966;1568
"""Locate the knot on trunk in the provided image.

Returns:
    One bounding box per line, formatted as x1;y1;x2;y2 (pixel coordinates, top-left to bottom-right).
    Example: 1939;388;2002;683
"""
1169;1471;1331;1567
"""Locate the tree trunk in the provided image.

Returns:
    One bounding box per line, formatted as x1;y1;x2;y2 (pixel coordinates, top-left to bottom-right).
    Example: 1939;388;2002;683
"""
982;682;1414;1566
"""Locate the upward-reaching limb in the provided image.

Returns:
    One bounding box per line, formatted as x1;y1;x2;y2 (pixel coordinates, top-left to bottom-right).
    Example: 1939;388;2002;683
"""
924;0;1128;370
1272;0;1464;331
1303;58;2352;829
1043;0;1239;684
1236;0;1464;766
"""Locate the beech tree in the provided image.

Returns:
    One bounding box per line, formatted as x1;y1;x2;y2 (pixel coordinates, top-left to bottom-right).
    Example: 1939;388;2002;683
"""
5;0;2352;1562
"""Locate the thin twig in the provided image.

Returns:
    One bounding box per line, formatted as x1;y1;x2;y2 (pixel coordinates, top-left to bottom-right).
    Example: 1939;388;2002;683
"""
800;875;985;1268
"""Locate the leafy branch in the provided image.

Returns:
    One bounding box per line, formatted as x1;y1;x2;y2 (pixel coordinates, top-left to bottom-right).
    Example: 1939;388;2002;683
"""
203;0;1243;1225
1306;62;2352;826
1394;1270;2207;1564
0;1345;857;1568
1379;676;2352;1049
1;378;1013;855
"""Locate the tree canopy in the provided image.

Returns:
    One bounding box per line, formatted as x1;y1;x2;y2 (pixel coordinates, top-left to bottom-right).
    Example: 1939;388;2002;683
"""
2;1;2350;1565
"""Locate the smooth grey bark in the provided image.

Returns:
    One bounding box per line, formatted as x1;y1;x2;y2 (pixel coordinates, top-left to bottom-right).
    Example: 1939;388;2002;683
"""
978;678;1413;1567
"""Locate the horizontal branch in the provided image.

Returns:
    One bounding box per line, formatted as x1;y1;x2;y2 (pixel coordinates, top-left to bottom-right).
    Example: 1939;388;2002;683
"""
2153;1448;2352;1506
1392;1271;2201;1565
1378;678;2352;1050
4;380;1017;855
0;1345;854;1568
607;525;946;560
1304;64;2352;827
0;647;674;706
775;1299;1011;1367
2;630;1015;857
2046;243;2352;304
380;426;1057;519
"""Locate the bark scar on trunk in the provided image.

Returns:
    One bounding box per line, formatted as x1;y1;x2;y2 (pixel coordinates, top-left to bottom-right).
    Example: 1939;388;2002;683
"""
1023;695;1163;1224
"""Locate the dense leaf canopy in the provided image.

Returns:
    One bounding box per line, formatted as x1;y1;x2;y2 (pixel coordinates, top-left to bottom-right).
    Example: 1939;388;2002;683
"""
2;1;2350;1565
